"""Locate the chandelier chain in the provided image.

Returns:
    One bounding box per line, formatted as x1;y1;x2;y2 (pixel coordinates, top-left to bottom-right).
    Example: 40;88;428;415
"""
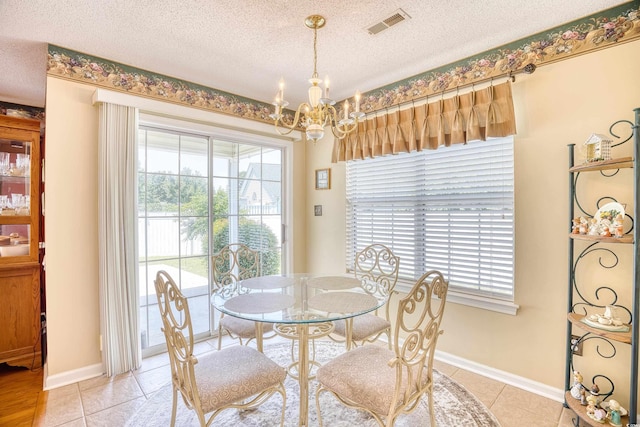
312;25;318;79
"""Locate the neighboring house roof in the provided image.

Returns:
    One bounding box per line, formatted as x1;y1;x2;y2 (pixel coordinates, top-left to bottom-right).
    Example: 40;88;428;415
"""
239;163;281;204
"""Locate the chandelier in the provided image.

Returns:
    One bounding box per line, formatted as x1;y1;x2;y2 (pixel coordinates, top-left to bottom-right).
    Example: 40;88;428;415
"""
269;15;363;142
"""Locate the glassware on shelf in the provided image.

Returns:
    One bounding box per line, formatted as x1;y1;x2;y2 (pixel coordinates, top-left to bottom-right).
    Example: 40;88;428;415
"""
0;152;9;176
17;196;30;216
5;194;30;216
0;195;8;215
16;153;30;176
11;193;22;208
0;195;15;216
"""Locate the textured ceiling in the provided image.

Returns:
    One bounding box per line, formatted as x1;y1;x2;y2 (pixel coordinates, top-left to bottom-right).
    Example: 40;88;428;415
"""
0;0;630;109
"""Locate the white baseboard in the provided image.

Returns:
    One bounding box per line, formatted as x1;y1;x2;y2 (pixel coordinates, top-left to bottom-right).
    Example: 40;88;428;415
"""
44;362;104;390
435;349;565;403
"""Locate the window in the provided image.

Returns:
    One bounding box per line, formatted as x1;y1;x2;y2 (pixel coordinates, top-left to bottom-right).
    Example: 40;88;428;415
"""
346;137;515;311
138;124;285;355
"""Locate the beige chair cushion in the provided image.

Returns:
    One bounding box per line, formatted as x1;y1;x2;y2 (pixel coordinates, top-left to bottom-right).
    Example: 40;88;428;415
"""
194;345;286;414
317;345;415;416
333;314;390;341
220;316;274;338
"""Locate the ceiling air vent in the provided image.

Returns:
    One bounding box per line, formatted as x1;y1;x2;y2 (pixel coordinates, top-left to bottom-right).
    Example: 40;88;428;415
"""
365;8;411;35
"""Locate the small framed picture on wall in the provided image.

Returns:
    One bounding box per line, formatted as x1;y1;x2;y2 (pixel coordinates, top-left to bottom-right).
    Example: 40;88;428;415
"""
315;168;331;190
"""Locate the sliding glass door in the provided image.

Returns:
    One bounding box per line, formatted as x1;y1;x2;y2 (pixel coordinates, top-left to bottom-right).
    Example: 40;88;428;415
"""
211;141;282;275
138;125;283;355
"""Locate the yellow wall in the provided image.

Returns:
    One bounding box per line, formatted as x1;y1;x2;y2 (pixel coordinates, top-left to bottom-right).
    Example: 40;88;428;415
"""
43;39;639;398
44;78;102;375
304;38;640;395
302;141;347;275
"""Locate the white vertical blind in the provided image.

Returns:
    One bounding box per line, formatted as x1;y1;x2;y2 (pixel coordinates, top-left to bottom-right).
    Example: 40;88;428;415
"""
346;137;514;300
98;102;141;376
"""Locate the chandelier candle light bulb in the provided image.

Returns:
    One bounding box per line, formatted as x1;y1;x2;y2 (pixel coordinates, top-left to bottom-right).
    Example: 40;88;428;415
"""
269;14;362;143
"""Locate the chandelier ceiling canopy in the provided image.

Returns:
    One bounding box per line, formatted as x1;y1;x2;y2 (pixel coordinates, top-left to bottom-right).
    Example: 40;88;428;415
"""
270;14;363;143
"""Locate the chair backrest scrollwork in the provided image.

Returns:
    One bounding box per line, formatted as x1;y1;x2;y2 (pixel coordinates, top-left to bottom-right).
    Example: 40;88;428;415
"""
354;243;400;293
391;270;448;408
354;243;400;319
211;243;260;289
154;270;201;411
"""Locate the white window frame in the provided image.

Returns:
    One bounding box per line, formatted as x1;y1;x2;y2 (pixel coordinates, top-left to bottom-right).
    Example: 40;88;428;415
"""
346;137;519;315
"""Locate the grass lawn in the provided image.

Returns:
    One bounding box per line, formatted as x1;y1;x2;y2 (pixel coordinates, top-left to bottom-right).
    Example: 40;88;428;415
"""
145;256;209;278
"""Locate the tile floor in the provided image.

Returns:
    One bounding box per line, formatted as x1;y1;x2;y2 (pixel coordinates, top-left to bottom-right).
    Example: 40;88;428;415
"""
28;336;577;427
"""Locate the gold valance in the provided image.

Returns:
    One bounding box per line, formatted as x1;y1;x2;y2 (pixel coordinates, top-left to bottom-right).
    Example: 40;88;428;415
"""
332;81;516;163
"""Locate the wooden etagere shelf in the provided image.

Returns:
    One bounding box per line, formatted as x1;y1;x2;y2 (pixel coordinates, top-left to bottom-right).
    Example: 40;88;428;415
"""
568;233;633;244
565;108;639;427
569;156;633;173
564;392;629;427
567;313;631;344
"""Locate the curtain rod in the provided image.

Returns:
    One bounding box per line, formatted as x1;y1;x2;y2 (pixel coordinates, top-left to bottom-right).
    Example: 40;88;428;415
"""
361;63;537;116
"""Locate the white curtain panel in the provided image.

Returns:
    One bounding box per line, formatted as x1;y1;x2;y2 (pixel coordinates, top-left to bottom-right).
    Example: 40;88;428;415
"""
98;102;141;376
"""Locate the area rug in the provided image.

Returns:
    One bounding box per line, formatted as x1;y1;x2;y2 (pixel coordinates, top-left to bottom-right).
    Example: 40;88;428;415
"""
127;341;501;426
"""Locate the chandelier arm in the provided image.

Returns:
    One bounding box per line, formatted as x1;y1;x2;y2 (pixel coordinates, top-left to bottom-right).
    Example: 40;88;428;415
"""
273;103;310;136
325;105;339;124
321;107;331;127
330;126;347;140
326;104;356;129
329;107;358;139
273;124;296;137
330;120;358;139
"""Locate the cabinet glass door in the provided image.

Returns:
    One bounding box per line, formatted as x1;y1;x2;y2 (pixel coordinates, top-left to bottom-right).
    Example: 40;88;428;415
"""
0;136;32;258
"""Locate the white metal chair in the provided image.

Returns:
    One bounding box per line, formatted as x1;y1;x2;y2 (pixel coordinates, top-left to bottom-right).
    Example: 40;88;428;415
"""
154;270;287;427
331;243;400;349
211;243;275;350
316;270;448;427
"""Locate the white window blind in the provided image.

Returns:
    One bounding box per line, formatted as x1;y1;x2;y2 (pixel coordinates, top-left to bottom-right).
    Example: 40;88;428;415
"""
346;137;514;300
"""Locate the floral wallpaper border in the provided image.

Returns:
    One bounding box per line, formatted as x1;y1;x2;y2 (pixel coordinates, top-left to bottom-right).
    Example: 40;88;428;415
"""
47;1;640;123
360;1;640;113
47;45;279;125
0;101;45;121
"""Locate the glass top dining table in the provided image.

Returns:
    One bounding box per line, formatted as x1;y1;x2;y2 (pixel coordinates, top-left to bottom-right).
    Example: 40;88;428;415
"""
210;273;389;427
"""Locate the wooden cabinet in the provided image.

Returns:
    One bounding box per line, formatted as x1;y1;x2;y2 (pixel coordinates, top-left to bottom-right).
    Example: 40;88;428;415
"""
0;115;42;368
564;108;639;426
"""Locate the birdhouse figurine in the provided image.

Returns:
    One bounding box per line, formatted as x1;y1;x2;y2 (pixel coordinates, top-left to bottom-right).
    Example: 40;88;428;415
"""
584;133;613;163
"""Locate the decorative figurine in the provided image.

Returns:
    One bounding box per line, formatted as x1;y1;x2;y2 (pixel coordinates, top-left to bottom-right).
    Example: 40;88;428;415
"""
570;371;585;400
572;218;581;234
591;383;600;396
586;306;627;330
588;218;600;236
584;133;613;163
586;395;597;417
580;389;588;406
613;214;624;238
608;399;622;427
594;216;612;237
579;216;589;234
592;407;607;423
586;394;607;423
